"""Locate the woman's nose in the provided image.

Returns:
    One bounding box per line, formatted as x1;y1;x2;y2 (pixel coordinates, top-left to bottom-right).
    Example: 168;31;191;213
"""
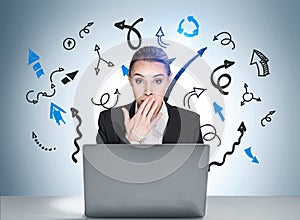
144;83;152;96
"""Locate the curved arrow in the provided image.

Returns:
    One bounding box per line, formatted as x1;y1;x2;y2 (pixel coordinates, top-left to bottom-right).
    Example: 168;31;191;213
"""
213;31;236;50
209;122;246;171
183;87;206;109
244;147;259;164
210;60;235;95
155;26;169;48
91;89;121;109
114;18;143;50
261;110;276;127
79;22;94;38
164;47;207;101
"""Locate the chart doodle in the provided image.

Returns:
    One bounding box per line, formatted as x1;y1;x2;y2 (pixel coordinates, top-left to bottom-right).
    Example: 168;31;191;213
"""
210;59;235;95
164;47;207;101
260;110;276;127
32;131;56;152
155;26;169;48
208;122;246;171
213;31;236;50
241;83;261;106
70;107;83;163
114;18;144;50
200;124;221;146
91;89;121;109
25;67;65;104
94;44;114;75
183;87;206;109
250;49;270;77
79;22;94;38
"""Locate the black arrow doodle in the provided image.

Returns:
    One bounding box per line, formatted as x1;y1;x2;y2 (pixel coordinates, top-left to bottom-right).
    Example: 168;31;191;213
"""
70;107;82;163
261;110;276;127
114;18;144;50
79;22;94;38
210;60;235;95
91;89;121;109
241;83;261;106
200;124;221;146
25;68;64;104
250;49;270;77
32;131;57;152
213;31;236;50
208;122;246;171
183;87;206;109
94;44;114;75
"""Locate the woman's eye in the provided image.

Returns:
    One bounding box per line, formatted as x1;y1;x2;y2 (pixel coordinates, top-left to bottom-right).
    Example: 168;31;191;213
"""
154;79;162;84
135;79;143;84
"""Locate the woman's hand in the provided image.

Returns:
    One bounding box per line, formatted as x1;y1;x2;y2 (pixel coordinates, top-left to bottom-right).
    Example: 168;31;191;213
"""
122;97;162;142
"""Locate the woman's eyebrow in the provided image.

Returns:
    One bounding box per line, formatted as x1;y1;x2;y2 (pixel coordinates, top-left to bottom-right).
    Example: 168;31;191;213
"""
153;74;166;78
132;73;145;77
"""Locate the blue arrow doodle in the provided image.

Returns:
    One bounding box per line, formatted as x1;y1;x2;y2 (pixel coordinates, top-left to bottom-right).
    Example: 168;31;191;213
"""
28;49;44;78
155;26;169;48
244;147;259;164
121;65;129;76
50;102;66;125
28;49;40;65
213;102;225;122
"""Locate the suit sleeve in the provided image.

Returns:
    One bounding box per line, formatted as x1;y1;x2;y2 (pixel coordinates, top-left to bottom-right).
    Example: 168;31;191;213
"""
96;112;108;144
195;114;204;144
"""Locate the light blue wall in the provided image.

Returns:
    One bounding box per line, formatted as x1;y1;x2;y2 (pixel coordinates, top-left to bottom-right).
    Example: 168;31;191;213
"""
0;0;299;196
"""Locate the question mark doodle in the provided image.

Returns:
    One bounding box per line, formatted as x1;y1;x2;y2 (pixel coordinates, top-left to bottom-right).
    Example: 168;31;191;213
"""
114;18;144;50
91;89;121;109
260;110;276;127
208;122;246;171
70;107;82;163
210;60;235;95
213;31;236;50
79;22;94;38
25;67;64;104
200;124;221;146
32;131;57;151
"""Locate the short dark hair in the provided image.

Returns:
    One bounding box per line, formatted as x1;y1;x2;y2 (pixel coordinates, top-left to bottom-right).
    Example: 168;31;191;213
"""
129;46;171;76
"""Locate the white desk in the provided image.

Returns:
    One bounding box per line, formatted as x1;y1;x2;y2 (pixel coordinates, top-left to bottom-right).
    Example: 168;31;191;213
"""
1;196;299;220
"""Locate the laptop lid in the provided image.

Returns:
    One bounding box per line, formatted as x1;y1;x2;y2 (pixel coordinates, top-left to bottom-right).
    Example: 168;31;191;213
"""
83;144;209;218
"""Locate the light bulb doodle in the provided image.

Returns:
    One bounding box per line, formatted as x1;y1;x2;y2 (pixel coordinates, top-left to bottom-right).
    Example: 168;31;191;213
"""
91;89;121;109
244;146;259;164
250;49;270;77
63;37;76;50
210;59;235;95
260;110;276;127
208;122;246;171
114;18;144;50
50;102;66;126
32;131;57;152
79;22;94;38
70;107;83;163
25;67;65;104
155;26;169;48
177;15;199;38
94;44;114;75
164;47;207;101
241;83;261;106
200;124;221;146
213;102;225;122
183;87;206;109
28;49;45;78
213;31;236;50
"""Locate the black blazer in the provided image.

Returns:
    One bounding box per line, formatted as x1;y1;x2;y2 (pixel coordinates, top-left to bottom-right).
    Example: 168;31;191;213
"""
96;101;203;144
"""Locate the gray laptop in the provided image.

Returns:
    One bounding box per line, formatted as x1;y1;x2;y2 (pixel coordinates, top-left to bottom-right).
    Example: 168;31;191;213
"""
83;144;209;218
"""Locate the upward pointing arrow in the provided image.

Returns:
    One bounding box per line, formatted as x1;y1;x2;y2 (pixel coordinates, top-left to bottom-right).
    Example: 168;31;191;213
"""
213;102;225;122
28;49;40;65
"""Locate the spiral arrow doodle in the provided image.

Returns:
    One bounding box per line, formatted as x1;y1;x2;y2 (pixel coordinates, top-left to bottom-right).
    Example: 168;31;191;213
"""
213;31;236;50
208;122;246;171
79;22;94;38
25;67;65;104
261;110;276;127
200;124;221;146
70;107;83;163
210;60;235;95
91;89;121;109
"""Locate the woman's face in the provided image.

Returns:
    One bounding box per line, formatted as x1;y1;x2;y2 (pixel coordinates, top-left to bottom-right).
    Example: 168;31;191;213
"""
129;60;171;114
